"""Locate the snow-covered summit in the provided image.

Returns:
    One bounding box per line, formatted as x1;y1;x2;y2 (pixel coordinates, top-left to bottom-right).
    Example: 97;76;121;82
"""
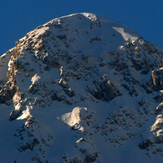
19;12;139;58
1;13;163;162
48;12;139;43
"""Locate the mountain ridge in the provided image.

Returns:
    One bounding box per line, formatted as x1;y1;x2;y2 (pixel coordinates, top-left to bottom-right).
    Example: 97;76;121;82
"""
1;13;163;162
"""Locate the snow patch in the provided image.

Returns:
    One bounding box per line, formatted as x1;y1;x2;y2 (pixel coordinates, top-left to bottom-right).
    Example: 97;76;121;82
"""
31;74;41;84
112;27;138;42
17;105;33;120
61;107;88;132
82;13;98;21
34;26;49;36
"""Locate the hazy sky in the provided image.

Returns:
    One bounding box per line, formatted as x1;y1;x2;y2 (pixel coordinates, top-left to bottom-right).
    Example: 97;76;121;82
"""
1;0;163;55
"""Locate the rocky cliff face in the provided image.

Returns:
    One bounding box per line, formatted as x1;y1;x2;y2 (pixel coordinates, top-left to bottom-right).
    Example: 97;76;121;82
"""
1;13;163;162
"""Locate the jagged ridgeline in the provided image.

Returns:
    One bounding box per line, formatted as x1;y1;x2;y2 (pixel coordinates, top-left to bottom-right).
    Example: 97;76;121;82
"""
1;13;163;162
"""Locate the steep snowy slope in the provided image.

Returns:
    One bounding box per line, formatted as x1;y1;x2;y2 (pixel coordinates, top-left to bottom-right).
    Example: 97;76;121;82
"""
1;13;163;162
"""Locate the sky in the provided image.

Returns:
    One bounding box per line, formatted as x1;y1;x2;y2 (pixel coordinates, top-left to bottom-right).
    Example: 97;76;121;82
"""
1;0;163;55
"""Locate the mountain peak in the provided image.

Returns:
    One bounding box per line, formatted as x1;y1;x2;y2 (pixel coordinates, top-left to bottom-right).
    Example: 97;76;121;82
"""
1;13;163;162
18;12;139;58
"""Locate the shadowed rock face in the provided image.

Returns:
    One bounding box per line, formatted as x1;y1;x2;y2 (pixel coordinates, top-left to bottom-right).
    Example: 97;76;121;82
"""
1;13;163;162
87;79;121;101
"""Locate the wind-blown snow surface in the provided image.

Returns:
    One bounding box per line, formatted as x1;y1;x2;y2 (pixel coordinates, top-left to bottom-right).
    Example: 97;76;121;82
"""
1;13;163;162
